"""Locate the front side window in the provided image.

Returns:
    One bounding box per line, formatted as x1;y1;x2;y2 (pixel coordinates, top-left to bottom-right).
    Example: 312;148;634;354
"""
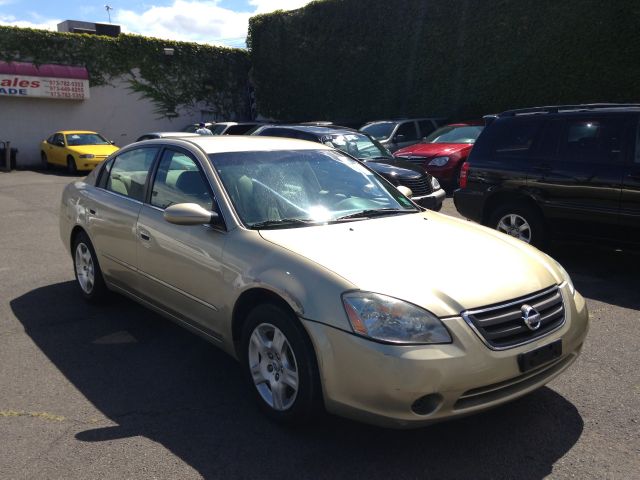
361;122;395;140
561;118;625;163
396;122;418;141
52;133;64;146
151;150;213;210
425;125;484;144
65;133;111;146
212;149;417;228
105;147;159;201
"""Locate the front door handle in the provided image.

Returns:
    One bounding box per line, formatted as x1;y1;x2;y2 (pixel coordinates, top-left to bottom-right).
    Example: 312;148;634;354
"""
139;229;151;241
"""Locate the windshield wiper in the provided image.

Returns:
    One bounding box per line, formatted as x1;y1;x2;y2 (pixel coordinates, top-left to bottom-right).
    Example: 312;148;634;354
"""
336;208;414;221
249;218;317;229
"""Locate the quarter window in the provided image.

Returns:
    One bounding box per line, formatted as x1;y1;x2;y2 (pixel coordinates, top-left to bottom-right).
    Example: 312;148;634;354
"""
151;150;213;211
105;147;158;201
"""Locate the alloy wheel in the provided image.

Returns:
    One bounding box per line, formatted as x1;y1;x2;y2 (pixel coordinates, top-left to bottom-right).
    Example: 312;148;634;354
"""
75;242;95;294
497;213;532;243
248;323;299;411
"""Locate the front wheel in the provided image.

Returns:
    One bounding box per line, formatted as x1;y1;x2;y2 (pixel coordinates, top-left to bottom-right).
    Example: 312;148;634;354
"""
241;303;322;424
488;203;546;248
67;155;78;175
41;152;50;170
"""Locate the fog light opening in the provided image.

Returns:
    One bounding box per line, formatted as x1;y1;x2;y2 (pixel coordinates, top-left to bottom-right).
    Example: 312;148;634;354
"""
411;393;443;416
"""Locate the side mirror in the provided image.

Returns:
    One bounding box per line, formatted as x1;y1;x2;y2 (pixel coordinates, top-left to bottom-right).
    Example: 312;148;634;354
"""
163;203;219;226
57;141;65;147
110;140;116;145
397;185;413;198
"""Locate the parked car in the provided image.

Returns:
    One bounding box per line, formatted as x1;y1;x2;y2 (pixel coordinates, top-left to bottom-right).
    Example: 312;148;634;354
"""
60;136;588;427
454;104;640;248
360;118;446;152
252;124;445;210
210;122;263;135
136;132;200;142
40;130;119;173
182;122;215;133
394;122;484;189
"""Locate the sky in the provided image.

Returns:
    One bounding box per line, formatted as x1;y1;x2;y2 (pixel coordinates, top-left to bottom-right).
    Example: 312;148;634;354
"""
0;0;315;48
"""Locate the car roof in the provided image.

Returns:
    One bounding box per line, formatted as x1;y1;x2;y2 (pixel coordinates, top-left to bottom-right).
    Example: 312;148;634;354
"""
145;132;200;137
178;135;332;154
259;124;360;136
362;118;439;125
58;130;98;134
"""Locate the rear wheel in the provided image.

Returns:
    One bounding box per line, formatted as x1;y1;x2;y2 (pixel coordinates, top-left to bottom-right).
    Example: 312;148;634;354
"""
241;303;322;424
72;232;108;302
67;155;78;175
488;203;546;248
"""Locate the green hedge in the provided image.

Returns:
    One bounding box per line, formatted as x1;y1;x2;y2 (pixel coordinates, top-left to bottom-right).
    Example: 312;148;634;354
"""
248;0;640;123
0;26;250;118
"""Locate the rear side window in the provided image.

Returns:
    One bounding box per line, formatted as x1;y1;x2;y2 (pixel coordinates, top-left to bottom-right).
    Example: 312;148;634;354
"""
105;147;159;201
560;118;625;163
493;120;540;155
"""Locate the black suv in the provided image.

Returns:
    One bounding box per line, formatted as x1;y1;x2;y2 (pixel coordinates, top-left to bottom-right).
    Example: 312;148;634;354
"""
454;104;640;248
252;124;445;210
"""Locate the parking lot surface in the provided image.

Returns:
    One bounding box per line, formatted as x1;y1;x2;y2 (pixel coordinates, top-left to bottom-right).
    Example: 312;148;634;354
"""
0;170;638;480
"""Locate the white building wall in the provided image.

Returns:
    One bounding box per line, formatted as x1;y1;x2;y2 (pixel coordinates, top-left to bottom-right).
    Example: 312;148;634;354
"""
0;77;204;167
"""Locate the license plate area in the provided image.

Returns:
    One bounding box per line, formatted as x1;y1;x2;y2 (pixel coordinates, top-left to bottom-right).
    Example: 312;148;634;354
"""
518;340;562;373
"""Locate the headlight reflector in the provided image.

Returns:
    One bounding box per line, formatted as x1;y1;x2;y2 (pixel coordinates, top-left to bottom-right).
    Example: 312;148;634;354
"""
428;156;449;167
342;292;451;344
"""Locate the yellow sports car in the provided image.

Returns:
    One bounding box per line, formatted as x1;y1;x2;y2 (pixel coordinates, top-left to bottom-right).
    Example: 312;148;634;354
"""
40;130;119;173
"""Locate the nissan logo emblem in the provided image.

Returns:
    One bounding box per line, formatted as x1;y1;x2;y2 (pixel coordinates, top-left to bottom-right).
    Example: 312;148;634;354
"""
521;304;541;331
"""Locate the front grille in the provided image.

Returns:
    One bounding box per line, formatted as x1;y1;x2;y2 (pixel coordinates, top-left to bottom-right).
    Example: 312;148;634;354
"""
397;176;432;197
462;286;565;349
396;155;431;166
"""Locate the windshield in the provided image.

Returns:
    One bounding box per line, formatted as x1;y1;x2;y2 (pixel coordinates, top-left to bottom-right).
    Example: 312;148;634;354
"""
211;149;417;228
424;125;484;144
321;133;391;159
65;133;110;146
361;122;395;140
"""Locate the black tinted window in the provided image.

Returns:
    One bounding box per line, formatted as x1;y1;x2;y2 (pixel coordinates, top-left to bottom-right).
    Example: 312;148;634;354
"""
396;122;418;141
418;120;435;138
536;119;563;159
225;124;256;135
560;118;625;163
493;120;540;155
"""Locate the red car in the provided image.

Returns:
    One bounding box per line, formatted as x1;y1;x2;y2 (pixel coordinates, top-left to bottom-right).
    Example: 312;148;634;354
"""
394;122;484;189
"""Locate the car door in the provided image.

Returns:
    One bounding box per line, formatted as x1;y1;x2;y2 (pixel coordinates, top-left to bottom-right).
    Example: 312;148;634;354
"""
47;133;66;165
136;147;228;340
84;146;159;290
390;121;419;152
619;115;640;245
526;115;629;241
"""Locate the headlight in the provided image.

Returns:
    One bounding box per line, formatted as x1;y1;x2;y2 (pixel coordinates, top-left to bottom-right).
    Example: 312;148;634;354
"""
428;156;449;167
79;154;95;159
430;176;441;190
342;292;451;344
554;261;575;295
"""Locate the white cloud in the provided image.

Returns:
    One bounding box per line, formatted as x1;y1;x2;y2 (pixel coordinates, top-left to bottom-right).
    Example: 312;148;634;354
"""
0;0;316;47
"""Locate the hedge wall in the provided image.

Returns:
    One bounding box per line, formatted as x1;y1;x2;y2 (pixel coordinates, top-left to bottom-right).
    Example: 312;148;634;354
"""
0;26;250;118
248;0;640;123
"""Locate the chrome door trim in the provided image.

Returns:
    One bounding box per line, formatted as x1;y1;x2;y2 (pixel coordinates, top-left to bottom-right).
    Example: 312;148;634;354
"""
136;269;219;312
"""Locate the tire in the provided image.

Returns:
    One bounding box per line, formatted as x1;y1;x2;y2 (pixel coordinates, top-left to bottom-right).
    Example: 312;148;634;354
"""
488;203;546;248
41;152;50;170
241;303;322;424
72;232;108;302
67;155;78;175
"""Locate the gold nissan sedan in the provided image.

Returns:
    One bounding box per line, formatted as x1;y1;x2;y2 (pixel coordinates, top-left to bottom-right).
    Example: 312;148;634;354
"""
59;136;589;428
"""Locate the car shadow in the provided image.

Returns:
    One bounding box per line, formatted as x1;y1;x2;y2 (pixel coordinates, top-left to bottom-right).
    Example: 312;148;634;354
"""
548;243;640;311
11;282;584;480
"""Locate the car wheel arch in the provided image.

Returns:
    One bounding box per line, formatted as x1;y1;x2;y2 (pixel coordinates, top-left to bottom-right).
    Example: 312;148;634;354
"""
231;287;305;357
482;191;544;226
70;225;88;254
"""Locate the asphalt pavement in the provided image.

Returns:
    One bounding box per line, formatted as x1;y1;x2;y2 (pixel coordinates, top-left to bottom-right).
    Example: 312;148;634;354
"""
0;170;638;479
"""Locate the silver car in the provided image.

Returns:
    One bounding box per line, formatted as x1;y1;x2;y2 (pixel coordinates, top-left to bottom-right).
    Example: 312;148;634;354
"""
60;136;588;427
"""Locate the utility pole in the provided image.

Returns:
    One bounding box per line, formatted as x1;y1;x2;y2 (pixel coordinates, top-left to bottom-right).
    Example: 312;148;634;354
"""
105;5;113;23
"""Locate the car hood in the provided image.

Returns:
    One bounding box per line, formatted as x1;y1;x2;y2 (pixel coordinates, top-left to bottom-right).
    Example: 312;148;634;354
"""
259;212;562;317
67;145;119;156
395;142;472;158
363;157;426;180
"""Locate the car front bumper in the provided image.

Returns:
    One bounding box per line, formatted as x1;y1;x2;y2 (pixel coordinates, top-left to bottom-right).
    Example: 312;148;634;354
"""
413;187;446;211
303;284;588;428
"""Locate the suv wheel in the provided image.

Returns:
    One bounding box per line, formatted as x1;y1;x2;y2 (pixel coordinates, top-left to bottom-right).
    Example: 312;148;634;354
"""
488;204;545;247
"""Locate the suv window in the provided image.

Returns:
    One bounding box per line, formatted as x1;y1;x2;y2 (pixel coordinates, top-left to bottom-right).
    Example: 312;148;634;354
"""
561;118;625;163
105;147;159;201
493;120;540;155
418;120;435;138
396;122;418;141
151;149;213;211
